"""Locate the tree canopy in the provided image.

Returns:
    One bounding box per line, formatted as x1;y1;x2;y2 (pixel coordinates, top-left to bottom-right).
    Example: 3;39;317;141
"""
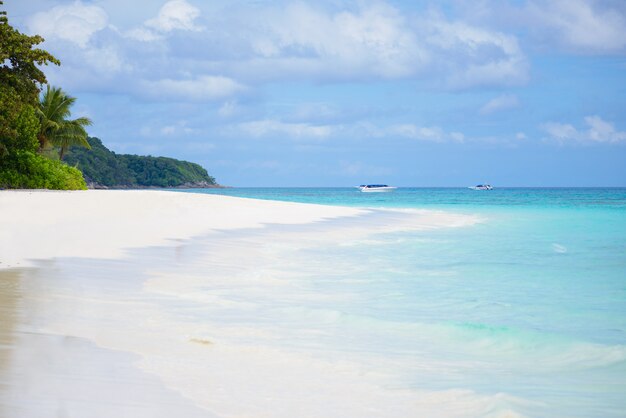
64;137;217;188
0;1;59;104
0;1;86;189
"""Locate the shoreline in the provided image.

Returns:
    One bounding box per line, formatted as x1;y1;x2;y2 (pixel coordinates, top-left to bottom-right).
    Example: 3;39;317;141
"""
85;183;228;190
0;190;366;270
0;190;479;270
0;190;483;417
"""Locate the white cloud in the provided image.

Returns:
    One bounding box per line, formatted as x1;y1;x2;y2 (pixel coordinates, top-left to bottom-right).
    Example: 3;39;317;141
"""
235;119;333;139
27;1;108;48
516;132;527;140
584;115;625;142
147;0;201;32
128;0;202;41
242;2;426;80
229;119;471;144
542;115;626;144
388;124;465;142
23;0;532;99
543;122;578;140
83;46;126;74
390;124;444;141
420;11;527;87
525;0;626;53
424;18;528;88
126;27;162;42
480;94;520;114
199;2;528;87
140;76;245;101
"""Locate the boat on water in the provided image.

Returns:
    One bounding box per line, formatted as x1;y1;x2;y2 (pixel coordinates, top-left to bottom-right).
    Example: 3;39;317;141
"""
469;184;493;190
358;184;397;192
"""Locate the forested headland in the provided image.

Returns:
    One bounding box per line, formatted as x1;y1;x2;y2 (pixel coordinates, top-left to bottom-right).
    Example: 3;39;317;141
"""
64;137;217;189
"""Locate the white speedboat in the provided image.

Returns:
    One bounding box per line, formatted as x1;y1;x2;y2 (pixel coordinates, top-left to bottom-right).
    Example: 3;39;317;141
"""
358;184;397;192
469;184;493;190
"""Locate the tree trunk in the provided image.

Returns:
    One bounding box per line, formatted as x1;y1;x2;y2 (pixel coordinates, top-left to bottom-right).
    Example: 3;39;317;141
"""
37;133;47;151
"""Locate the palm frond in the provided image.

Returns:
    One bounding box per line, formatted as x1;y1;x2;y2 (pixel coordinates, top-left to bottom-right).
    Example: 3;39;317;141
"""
37;85;91;153
72;116;93;127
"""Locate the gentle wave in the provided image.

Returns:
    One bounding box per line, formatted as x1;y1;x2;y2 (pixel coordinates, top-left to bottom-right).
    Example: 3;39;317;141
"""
273;306;626;372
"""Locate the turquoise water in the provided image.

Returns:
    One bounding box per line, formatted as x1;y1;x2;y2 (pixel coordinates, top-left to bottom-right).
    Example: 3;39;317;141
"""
177;188;626;417
178;187;626;211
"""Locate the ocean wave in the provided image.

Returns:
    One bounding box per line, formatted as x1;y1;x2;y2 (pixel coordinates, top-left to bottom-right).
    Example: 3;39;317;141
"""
448;321;626;369
273;306;626;373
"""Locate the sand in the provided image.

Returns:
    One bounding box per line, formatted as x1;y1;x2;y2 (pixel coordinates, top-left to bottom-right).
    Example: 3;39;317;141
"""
0;190;483;418
0;190;364;270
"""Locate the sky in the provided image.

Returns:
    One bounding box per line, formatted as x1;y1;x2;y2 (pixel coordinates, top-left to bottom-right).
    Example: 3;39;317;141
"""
5;0;626;186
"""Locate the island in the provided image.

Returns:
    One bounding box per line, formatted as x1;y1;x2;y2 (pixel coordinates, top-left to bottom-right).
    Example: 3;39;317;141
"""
64;137;220;189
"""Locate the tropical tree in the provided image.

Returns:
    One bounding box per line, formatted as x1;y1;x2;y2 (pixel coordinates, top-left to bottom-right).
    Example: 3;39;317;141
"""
0;2;87;190
0;1;59;102
1;0;58;158
37;85;92;160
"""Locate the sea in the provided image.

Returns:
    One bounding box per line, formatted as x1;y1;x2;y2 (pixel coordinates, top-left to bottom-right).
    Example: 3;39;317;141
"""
169;187;626;417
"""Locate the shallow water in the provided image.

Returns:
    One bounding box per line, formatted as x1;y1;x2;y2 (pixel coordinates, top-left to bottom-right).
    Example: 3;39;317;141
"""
173;187;626;417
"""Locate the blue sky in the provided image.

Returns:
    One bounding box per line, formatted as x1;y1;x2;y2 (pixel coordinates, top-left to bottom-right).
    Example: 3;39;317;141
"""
6;0;626;186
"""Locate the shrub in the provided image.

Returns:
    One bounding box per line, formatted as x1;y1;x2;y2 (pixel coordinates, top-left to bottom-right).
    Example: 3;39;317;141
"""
0;151;87;190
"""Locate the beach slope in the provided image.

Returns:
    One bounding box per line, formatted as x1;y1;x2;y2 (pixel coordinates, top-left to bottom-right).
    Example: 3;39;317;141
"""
0;190;364;270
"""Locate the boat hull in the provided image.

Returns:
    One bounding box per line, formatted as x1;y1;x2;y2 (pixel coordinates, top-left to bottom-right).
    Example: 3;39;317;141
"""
359;187;397;192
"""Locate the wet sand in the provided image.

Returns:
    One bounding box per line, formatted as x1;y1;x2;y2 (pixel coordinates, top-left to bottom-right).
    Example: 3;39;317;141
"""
0;268;218;418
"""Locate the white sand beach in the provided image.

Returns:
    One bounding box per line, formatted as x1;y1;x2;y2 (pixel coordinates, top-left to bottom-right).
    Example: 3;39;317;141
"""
0;190;366;270
0;190;489;418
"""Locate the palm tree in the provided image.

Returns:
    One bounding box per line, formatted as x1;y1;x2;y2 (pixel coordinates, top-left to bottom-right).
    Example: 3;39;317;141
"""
37;85;92;160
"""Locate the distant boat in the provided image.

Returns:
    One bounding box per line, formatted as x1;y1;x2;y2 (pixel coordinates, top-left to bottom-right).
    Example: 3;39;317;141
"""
358;184;397;192
469;184;493;190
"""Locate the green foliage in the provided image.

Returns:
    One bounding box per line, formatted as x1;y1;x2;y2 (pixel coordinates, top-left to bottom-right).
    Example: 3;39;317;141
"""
64;137;135;186
64;137;217;188
120;154;216;188
0;1;60;105
0;101;39;154
0;99;86;190
37;85;92;157
14;103;40;151
0;150;86;190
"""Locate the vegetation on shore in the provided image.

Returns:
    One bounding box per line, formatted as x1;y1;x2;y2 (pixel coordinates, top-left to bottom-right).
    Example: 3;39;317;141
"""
0;2;217;190
64;137;217;188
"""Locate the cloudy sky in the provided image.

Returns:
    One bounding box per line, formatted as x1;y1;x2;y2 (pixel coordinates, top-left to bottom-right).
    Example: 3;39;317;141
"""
6;0;626;186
